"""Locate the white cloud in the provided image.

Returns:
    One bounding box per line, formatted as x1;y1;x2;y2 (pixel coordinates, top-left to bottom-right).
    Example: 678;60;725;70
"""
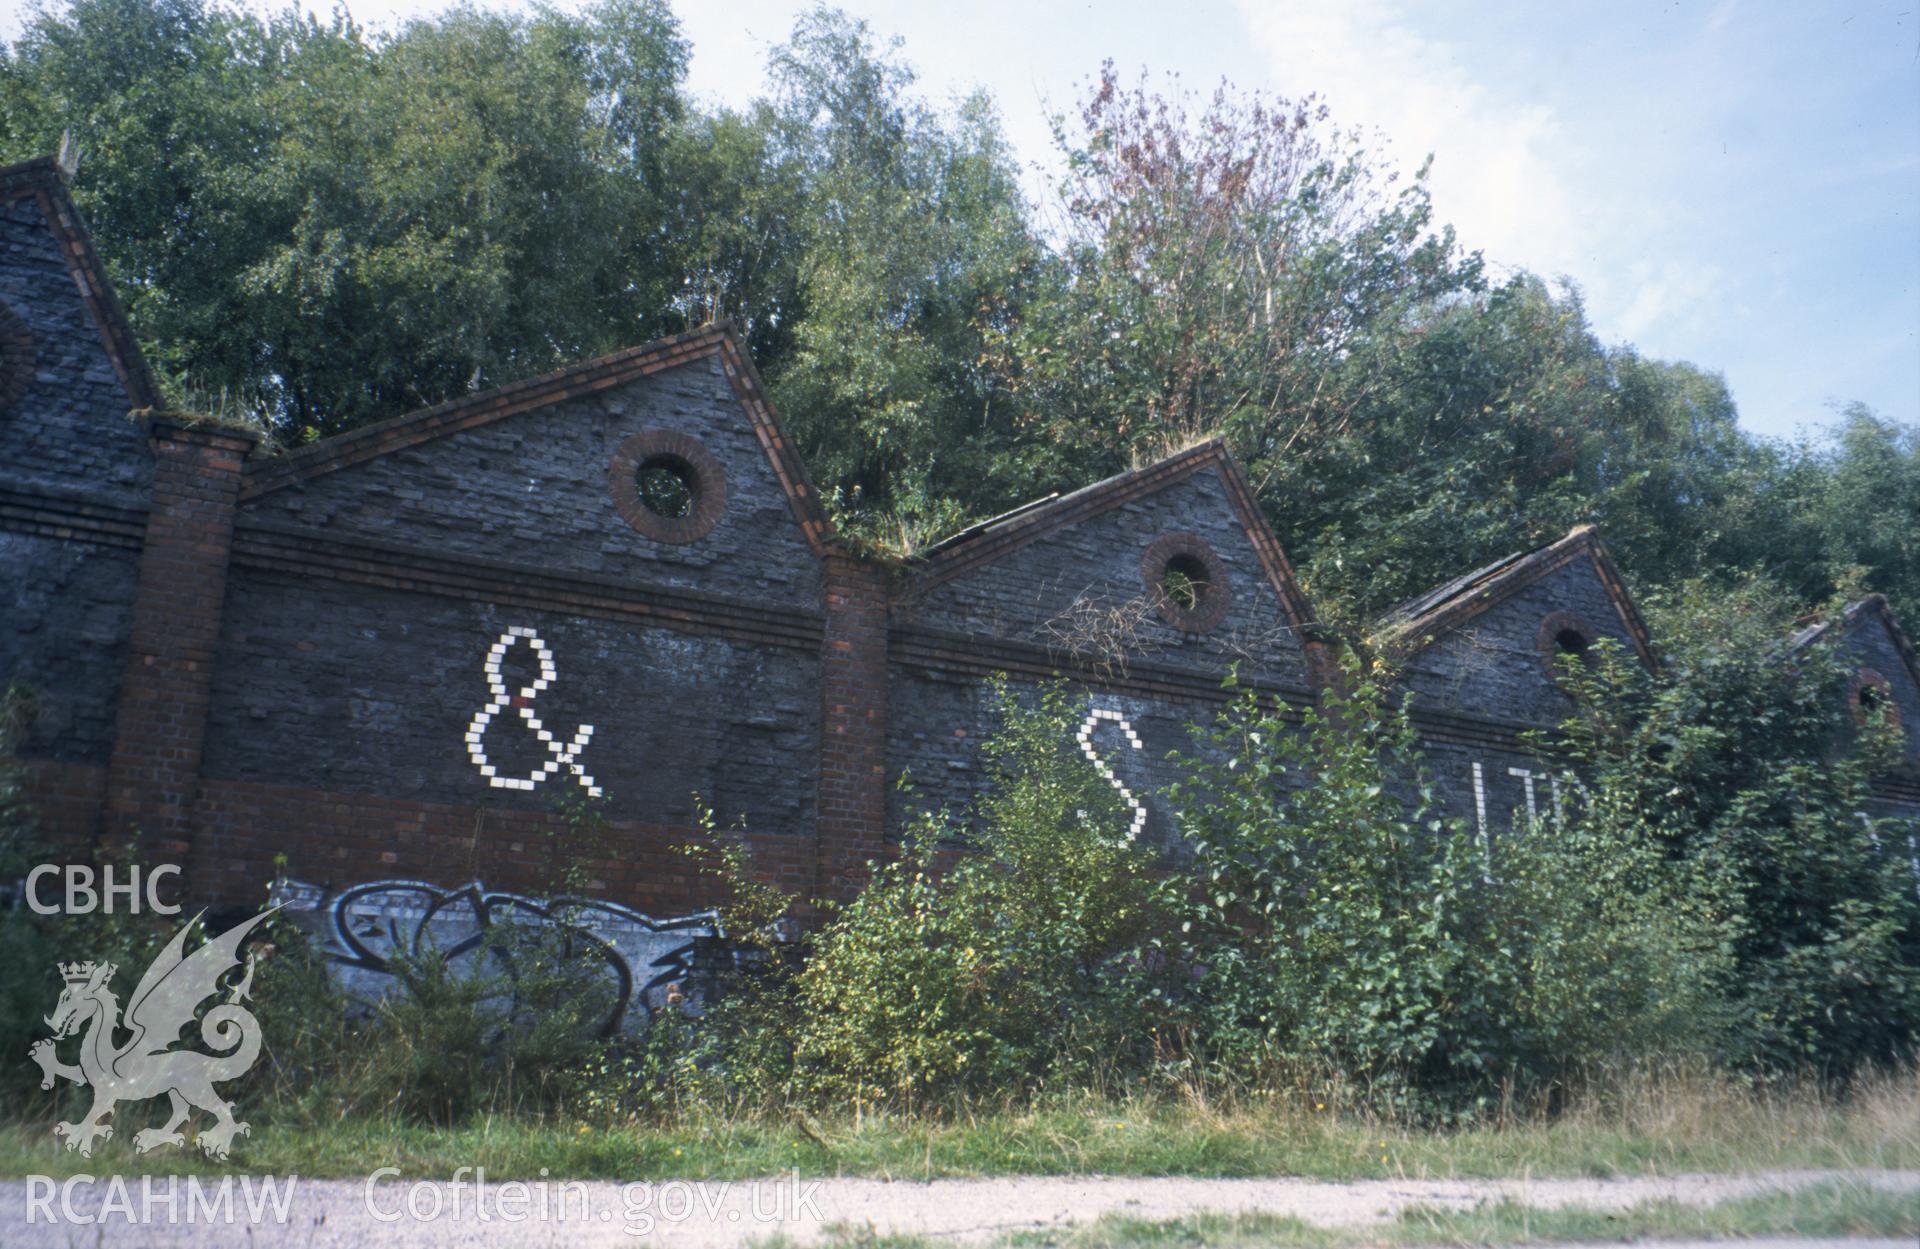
1613;257;1725;347
1230;0;1588;284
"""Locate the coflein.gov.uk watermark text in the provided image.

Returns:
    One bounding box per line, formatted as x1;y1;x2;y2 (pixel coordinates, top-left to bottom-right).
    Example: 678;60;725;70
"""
26;1169;826;1235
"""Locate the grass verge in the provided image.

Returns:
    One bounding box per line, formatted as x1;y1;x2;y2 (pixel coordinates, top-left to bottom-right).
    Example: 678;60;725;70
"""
789;1182;1920;1248
0;1070;1915;1180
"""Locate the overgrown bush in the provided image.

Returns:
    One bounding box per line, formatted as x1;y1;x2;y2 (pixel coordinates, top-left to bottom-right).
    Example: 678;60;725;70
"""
1548;579;1920;1074
787;679;1167;1106
1158;653;1784;1113
1489;770;1735;1075
1161;661;1515;1110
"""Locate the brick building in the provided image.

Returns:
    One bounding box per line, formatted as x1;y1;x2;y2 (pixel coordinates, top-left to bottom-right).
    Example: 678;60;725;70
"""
4;155;1918;930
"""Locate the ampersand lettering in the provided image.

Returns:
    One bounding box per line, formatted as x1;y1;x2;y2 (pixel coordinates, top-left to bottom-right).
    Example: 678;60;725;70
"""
465;627;602;797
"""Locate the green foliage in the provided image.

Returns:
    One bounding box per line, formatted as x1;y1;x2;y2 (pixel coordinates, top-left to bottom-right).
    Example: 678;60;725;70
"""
630;801;809;1114
1164;662;1509;1106
3;0;692;435
5;1;1913;618
1548;579;1920;1072
1749;407;1920;625
751;10;1041;540
326;921;616;1125
1489;772;1735;1072
789;679;1165;1105
1280;278;1762;625
1161;654;1766;1109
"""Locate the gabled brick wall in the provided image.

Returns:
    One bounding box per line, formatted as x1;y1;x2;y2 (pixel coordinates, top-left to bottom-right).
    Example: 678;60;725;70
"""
3;168;1915;925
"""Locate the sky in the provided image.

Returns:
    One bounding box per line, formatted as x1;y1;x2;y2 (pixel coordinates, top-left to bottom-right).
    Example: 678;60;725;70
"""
5;0;1916;443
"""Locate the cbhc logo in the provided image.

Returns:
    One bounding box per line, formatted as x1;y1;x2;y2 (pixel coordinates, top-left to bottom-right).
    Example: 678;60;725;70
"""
23;864;182;915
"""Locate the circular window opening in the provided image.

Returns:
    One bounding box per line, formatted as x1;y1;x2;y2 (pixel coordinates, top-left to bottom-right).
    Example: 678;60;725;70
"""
1536;610;1600;687
1141;533;1232;633
1161;553;1211;614
1851;669;1902;731
1554;627;1591;658
635;455;695;519
609;429;726;543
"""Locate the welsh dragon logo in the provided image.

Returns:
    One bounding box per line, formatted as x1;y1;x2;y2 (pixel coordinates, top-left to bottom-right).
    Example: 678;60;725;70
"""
29;908;276;1160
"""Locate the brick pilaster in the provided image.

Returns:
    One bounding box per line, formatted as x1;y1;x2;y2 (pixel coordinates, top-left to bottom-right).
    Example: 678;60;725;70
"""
816;551;890;902
1303;634;1345;696
100;417;254;865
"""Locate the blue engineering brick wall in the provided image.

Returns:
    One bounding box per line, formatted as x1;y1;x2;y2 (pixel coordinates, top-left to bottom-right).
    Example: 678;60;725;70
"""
1;156;1916;919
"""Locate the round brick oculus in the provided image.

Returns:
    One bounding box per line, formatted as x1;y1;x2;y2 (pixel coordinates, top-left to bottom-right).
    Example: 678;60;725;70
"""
1536;609;1599;685
1141;532;1231;633
0;303;34;415
610;429;726;544
1851;667;1902;730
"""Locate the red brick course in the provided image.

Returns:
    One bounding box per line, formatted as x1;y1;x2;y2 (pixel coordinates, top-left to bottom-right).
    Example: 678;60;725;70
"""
816;552;891;901
99;418;255;862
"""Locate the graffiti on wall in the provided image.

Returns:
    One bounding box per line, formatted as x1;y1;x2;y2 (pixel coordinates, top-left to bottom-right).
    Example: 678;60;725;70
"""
270;878;720;1035
465;626;602;796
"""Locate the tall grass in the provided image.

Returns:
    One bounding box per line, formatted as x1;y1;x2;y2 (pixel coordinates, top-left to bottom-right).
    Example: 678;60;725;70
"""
2;1062;1914;1180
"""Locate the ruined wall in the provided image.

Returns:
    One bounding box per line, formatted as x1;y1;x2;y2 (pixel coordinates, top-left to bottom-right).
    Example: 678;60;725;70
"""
903;463;1311;689
214;353;823;828
1396;561;1638;731
5;160;1915;932
1390;554;1644;853
175;338;838;906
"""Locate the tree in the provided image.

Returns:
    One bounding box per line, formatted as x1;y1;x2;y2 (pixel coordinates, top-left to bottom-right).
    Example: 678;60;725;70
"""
1771;407;1920;624
991;65;1481;497
1281;276;1767;626
749;7;1041;543
3;0;691;436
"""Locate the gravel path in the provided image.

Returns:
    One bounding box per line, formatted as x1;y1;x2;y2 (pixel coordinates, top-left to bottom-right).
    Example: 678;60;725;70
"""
3;1168;1914;1247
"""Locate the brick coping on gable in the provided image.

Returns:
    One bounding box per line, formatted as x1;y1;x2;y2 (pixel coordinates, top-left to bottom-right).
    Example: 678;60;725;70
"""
1371;525;1659;671
907;439;1320;638
237;321;836;556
